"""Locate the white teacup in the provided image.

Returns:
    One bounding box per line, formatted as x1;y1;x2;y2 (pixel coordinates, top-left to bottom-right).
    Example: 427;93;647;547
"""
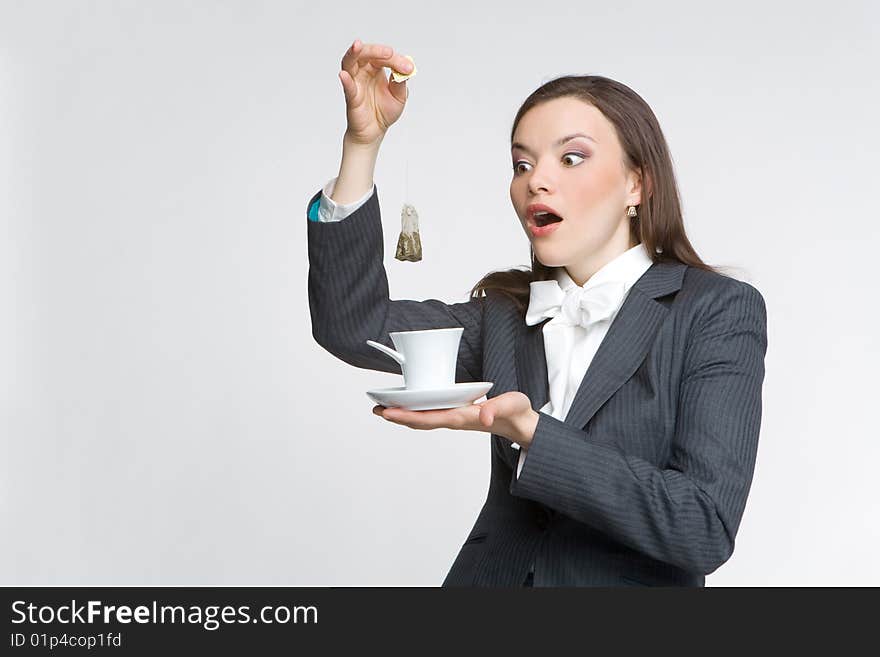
366;327;464;390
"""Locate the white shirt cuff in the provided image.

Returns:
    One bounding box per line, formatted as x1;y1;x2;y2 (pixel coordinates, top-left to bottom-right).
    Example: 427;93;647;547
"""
516;447;527;479
317;176;375;222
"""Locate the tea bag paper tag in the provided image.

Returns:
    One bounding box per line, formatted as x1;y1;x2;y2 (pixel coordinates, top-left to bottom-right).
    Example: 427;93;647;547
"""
390;55;417;83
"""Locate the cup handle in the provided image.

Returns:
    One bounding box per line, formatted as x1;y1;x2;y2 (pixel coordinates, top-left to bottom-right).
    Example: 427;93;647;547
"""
365;340;406;366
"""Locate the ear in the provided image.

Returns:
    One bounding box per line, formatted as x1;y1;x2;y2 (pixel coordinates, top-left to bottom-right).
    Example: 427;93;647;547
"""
628;168;652;205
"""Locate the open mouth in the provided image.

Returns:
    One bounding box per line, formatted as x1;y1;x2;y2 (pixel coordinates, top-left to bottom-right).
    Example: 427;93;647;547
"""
534;213;563;227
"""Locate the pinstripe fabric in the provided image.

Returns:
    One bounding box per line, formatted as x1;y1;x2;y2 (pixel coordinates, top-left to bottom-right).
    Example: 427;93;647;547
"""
307;186;768;587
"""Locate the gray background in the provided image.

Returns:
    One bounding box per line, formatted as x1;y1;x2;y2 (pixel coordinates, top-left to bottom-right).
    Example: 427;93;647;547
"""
2;0;878;585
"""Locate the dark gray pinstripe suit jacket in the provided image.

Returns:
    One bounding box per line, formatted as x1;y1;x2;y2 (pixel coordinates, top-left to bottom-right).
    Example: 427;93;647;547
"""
307;186;768;587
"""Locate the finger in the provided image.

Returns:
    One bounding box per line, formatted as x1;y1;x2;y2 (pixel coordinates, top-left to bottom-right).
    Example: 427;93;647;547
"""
376;406;415;425
387;53;414;75
341;39;368;69
481;395;517;426
388;75;408;104
382;408;438;430
339;69;354;103
478;404;495;428
342;41;397;77
415;407;474;431
340;39;371;79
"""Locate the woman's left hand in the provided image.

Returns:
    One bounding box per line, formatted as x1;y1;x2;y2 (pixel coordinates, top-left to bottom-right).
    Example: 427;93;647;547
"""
372;391;539;448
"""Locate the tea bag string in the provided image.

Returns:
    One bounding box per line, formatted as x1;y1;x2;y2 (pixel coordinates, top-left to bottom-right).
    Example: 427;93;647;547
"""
404;99;410;205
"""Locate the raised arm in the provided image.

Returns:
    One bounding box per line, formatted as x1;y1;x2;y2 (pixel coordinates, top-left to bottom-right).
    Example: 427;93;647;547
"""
307;40;483;383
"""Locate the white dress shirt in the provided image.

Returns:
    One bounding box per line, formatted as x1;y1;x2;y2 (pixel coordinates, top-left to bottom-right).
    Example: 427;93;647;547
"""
311;177;654;480
513;244;654;477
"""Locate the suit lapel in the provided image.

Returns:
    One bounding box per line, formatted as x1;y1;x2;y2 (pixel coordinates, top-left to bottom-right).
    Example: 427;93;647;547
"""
516;318;551;414
516;261;687;434
497;317;550;470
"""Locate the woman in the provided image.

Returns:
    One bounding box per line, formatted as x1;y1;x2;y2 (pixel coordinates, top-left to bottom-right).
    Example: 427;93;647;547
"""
307;40;768;587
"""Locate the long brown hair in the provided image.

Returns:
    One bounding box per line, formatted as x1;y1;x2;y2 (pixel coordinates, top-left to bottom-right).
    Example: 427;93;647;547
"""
469;75;721;316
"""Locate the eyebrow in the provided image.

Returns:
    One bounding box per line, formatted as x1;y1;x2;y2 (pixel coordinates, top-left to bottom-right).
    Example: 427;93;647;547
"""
511;133;597;155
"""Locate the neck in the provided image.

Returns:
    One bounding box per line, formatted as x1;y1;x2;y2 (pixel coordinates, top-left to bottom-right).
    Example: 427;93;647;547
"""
565;237;641;287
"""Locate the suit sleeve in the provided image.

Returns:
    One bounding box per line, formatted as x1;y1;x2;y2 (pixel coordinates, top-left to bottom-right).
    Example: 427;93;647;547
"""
307;187;484;382
509;281;768;574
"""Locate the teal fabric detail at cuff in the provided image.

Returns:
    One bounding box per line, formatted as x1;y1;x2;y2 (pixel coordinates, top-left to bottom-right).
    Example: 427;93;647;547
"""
308;197;321;222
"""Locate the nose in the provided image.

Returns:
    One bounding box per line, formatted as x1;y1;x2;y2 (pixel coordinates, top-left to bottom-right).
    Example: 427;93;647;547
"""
526;159;555;196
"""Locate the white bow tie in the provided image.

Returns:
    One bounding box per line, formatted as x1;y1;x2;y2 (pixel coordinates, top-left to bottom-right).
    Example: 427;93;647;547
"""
525;278;629;329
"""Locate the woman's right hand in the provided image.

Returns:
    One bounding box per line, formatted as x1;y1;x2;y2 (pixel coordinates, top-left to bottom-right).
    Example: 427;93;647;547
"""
339;39;412;147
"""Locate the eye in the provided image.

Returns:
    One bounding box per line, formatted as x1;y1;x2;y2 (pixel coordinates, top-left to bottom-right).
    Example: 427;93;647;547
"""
512;152;587;175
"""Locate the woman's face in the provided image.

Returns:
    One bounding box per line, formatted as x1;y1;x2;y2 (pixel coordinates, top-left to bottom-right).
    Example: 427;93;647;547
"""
509;97;643;286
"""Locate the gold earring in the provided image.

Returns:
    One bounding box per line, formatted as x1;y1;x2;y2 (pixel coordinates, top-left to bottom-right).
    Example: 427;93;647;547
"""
627;205;638;218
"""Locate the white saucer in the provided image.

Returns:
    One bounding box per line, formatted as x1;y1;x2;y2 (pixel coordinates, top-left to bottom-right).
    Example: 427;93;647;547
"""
366;382;494;411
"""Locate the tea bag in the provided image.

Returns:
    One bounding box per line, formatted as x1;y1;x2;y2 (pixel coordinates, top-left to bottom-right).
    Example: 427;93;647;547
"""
390;55;422;262
395;203;422;262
